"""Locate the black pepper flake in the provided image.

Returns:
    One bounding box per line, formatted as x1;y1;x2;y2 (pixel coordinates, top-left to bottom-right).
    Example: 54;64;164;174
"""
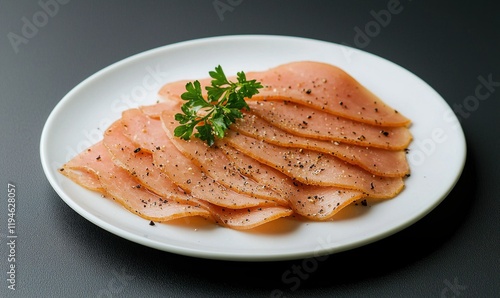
306;89;312;94
370;182;374;189
134;147;141;153
149;221;155;226
361;199;367;206
59;168;64;172
380;130;389;137
96;155;101;160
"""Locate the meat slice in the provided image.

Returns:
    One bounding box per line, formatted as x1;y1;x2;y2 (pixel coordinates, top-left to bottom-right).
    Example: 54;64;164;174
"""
158;61;411;127
102;119;206;208
60;141;213;222
208;205;293;230
103;119;293;228
59;160;103;192
245;101;412;150
224;132;405;199
160;109;288;205
232;113;410;177
140;100;176;119
218;143;364;220
120;108;279;209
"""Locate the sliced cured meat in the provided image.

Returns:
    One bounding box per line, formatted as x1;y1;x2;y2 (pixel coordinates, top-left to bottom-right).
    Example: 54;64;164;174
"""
59;159;103;192
232;113;410;177
246;61;411;127
120;108;278;209
158;61;411;127
59;61;413;230
224;132;404;199
208;205;293;230
60;141;213;222
103;120;293;228
121;108;171;152
245;101;412;150
219;143;364;220
160;109;287;205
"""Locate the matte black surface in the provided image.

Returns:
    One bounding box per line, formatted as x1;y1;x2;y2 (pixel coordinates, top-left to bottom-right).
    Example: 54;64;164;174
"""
1;1;499;297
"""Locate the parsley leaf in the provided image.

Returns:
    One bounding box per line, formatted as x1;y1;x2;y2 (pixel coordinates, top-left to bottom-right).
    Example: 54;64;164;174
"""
174;65;263;146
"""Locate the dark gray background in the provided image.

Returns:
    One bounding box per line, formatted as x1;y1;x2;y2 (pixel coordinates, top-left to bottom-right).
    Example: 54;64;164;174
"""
1;1;499;297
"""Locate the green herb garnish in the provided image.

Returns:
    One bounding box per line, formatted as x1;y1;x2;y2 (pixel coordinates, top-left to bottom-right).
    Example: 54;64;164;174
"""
174;65;263;146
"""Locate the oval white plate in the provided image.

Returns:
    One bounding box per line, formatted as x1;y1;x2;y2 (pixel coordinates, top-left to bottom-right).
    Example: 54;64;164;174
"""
40;35;466;261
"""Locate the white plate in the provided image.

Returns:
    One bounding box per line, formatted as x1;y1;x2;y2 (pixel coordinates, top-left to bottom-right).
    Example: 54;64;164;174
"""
40;35;466;261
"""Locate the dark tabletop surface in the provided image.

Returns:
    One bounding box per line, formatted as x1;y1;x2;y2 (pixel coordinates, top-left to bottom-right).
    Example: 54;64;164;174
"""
1;1;499;297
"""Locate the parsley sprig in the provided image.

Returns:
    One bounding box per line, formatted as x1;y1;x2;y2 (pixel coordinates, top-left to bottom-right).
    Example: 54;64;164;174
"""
174;65;263;146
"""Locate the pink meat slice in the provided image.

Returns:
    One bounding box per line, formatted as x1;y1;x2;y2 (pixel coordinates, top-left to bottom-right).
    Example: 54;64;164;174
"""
232;113;410;177
135;102;397;211
158;61;411;127
138;102;409;177
59;161;103;193
160;109;288;205
245;101;412;150
120;108;278;209
102;119;207;208
60;141;213;222
218;143;364;220
224;131;405;199
103;118;293;228
208;205;293;230
140;100;177;119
